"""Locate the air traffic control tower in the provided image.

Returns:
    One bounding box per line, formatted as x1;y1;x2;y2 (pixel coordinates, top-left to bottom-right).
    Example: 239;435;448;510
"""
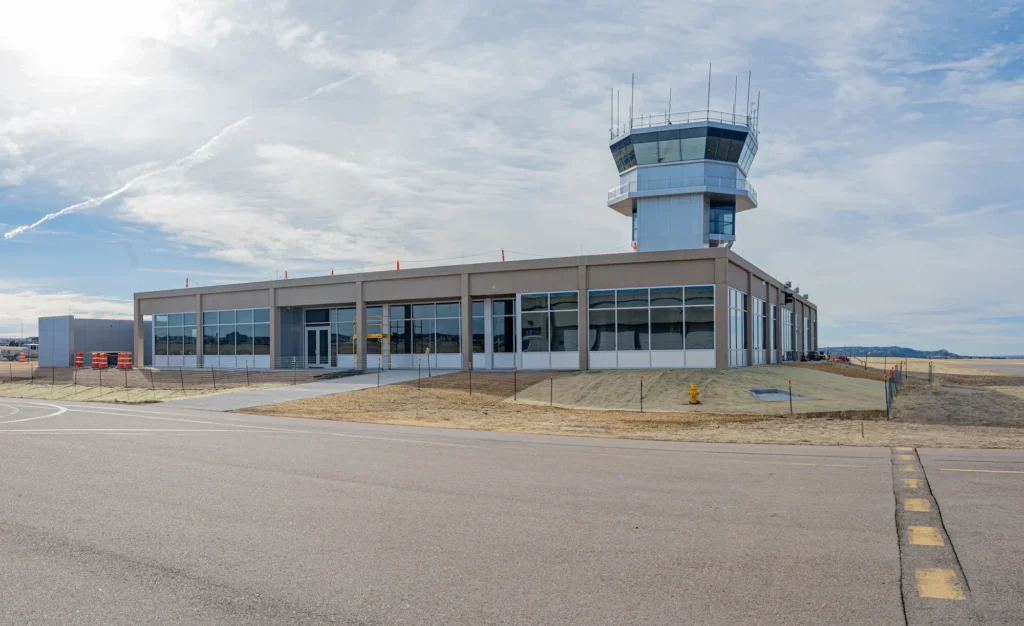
607;91;760;252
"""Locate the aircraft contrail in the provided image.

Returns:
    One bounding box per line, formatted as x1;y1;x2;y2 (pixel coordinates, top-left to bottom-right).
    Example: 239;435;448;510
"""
3;116;254;240
4;72;361;241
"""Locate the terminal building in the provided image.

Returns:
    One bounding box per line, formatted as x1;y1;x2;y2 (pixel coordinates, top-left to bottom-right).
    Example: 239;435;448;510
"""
133;97;817;372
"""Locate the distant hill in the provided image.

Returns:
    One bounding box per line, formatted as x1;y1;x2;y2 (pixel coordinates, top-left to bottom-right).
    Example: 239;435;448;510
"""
824;346;962;359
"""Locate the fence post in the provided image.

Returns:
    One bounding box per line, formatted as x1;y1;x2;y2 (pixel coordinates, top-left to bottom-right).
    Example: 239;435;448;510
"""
246;362;250;387
8;363;12;383
52;366;55;385
469;362;473;395
212;366;217;390
31;364;34;383
179;366;184;392
640;376;644;413
550;372;554;407
884;375;890;419
99;367;103;390
377;358;381;387
293;359;297;386
513;366;517;402
150;368;155;400
124;366;128;389
788;379;793;415
418;358;422;389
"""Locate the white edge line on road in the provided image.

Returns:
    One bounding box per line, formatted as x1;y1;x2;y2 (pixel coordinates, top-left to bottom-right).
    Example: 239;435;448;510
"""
0;402;68;424
0;428;282;433
939;468;1024;475
2;401;456;447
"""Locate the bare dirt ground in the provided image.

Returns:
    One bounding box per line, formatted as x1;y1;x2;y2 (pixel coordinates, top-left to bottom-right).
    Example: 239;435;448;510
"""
243;369;1024;448
893;384;1024;428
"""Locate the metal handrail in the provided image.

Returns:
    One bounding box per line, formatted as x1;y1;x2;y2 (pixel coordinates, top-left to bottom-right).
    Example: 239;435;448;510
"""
607;176;758;203
611;109;755;139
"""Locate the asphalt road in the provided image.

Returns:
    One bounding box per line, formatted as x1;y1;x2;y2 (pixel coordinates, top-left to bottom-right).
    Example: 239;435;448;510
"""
0;399;1019;625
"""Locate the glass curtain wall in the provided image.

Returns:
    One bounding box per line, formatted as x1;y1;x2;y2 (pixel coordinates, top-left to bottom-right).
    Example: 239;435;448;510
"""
728;288;748;367
781;308;794;361
389;302;461;355
752;297;767;365
770;304;777;362
492;299;515;354
521;292;578;352
471;301;485;353
588;286;714;352
330;308;355;366
203;308;271;363
153;313;197;358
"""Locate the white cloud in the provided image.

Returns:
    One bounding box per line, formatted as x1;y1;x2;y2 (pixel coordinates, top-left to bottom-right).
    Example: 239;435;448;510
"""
0;283;132;336
0;0;1022;353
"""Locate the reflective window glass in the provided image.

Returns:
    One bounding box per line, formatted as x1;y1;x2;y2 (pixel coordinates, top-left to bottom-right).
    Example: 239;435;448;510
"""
704;136;720;160
550;292;578;311
492;299;514;317
521;312;549;352
726;139;743;162
183;313;196;326
366;306;383;318
658;131;681;162
219;325;236;355
471;301;485;317
633;136;659;165
680;136;705;160
236;309;254;324
254;324;271;356
550;311;578;352
493;315;515;353
203;327;218;356
335;308;355;325
435;318;460;353
390;319;412;354
183;327;197;356
588;310;616;351
472;317;485;353
616;288;648;308
650;287;683;307
650;308;683;350
305;309;329;325
167;327;184;356
203;312;217;326
236;324;254;355
154;314;168;327
616;309;649;350
254;308;270;324
686;306;715;349
168;313;183;327
218;310;235;325
588;290;615;309
413;304;435;319
413;319;435;353
154;328;168;356
390;305;410;320
436;302;460;318
685;286;715;305
521;294;548;312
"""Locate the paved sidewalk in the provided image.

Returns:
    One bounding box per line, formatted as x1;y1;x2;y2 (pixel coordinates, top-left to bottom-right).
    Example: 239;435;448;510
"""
161;369;454;411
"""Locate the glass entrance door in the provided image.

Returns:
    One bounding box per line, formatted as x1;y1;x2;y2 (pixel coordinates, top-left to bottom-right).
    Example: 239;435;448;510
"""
306;327;329;368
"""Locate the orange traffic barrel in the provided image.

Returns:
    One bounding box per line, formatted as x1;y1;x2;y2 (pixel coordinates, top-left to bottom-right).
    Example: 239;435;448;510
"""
18;352;26;363
74;352;84;368
117;352;133;370
92;352;108;369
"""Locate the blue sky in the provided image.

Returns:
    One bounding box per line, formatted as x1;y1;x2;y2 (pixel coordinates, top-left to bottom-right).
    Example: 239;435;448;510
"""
1;0;1022;355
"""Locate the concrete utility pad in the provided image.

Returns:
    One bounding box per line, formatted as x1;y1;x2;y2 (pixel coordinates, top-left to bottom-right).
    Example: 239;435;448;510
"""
746;387;807;401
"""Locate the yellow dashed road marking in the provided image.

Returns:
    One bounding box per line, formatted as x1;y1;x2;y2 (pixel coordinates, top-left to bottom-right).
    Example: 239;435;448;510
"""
898;454;915;461
901;465;918;472
896;447;913;451
905;498;931;512
908;526;944;546
916;568;964;600
903;478;921;488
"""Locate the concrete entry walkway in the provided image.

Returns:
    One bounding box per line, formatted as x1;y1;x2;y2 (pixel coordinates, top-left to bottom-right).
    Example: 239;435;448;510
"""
161;369;455;411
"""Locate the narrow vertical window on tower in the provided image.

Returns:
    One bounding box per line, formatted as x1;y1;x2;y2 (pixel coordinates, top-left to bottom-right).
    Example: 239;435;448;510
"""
631;208;638;244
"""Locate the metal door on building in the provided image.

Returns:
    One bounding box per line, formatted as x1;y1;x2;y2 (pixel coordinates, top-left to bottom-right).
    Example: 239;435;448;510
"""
306;327;329;368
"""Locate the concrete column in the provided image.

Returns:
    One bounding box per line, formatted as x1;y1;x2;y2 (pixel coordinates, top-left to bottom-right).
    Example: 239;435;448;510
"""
774;286;783;363
355;281;366;370
745;271;754;367
133;297;144;368
195;293;203;368
713;257;728;370
577;263;588;371
460;272;471;371
269;287;278;368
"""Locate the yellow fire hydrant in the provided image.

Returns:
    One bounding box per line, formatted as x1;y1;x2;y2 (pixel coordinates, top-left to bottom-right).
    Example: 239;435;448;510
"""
688;383;700;405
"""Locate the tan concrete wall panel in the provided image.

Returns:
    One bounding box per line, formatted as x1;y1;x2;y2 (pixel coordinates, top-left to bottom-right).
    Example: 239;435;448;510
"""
727;262;750;292
469;268;577;296
139;295;199;316
364;275;461;303
204;289;273;311
588;259;715;289
275;284;357;308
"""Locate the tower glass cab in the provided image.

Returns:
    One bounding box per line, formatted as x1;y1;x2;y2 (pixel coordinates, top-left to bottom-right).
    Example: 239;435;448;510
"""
608;109;759;251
